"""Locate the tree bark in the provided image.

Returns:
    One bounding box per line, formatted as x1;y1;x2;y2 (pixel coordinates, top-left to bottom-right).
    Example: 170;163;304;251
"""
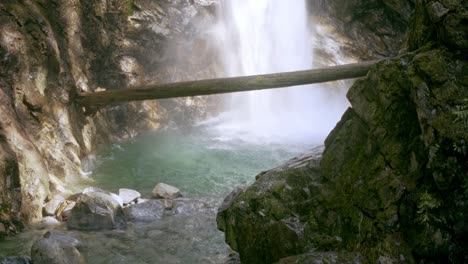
77;60;379;107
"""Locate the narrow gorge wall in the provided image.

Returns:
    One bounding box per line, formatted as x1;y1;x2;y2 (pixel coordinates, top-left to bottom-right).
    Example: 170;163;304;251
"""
217;0;467;263
308;0;414;60
0;0;218;236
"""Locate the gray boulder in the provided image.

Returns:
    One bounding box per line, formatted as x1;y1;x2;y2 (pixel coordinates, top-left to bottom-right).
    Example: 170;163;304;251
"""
152;183;182;199
82;186;123;207
67;191;126;230
123;200;166;222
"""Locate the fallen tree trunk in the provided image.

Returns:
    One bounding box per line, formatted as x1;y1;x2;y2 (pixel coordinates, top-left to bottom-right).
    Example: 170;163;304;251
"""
77;60;380;107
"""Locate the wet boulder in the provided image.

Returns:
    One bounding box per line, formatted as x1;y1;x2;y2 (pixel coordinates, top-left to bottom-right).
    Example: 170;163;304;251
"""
123;200;166;222
217;150;325;264
31;232;85;264
67;191;126;230
152;183;182;199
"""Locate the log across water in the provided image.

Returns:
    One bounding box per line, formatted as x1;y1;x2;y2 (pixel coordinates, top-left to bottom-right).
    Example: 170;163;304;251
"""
77;60;379;107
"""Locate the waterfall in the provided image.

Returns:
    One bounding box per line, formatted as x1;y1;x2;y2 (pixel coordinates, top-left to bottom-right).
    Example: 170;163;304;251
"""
208;0;349;145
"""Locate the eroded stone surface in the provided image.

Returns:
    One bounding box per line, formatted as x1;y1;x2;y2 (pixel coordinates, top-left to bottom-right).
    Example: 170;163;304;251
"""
0;0;219;231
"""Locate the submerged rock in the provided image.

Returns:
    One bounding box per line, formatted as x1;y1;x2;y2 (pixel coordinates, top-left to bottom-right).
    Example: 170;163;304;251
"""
43;231;83;249
0;257;32;264
118;188;141;205
31;232;84;264
67;191;126;230
152;183;182;199
38;217;61;228
123;200;166;222
31;238;85;264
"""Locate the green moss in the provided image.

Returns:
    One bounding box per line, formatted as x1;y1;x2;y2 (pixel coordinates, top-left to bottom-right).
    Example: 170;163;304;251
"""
125;0;134;16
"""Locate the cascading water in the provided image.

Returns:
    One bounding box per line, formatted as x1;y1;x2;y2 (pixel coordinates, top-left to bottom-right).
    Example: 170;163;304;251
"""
0;2;354;262
209;0;349;145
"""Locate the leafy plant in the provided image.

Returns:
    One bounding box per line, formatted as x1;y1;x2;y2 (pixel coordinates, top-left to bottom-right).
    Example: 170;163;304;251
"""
453;98;468;127
417;192;441;225
453;140;466;155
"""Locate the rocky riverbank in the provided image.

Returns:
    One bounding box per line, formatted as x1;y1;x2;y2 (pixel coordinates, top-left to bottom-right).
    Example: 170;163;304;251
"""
217;0;467;263
2;183;236;263
0;0;219;235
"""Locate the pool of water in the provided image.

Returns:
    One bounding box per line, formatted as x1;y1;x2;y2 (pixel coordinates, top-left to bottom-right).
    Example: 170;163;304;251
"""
0;126;313;263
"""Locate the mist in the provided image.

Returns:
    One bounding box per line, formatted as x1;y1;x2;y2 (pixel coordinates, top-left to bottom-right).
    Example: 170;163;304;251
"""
202;0;352;145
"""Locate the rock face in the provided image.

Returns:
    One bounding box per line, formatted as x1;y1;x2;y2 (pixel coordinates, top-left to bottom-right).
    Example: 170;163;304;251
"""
67;192;126;230
0;140;22;236
152;183;183;199
218;1;467;263
308;0;414;60
0;0;218;231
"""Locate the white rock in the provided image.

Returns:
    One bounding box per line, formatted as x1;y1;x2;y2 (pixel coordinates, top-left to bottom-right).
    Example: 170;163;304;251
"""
110;193;124;207
118;188;141;205
40;217;60;226
43;195;65;216
152;183;182;199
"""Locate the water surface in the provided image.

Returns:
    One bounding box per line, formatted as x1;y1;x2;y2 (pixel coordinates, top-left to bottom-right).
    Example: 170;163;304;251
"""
0;126;312;263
